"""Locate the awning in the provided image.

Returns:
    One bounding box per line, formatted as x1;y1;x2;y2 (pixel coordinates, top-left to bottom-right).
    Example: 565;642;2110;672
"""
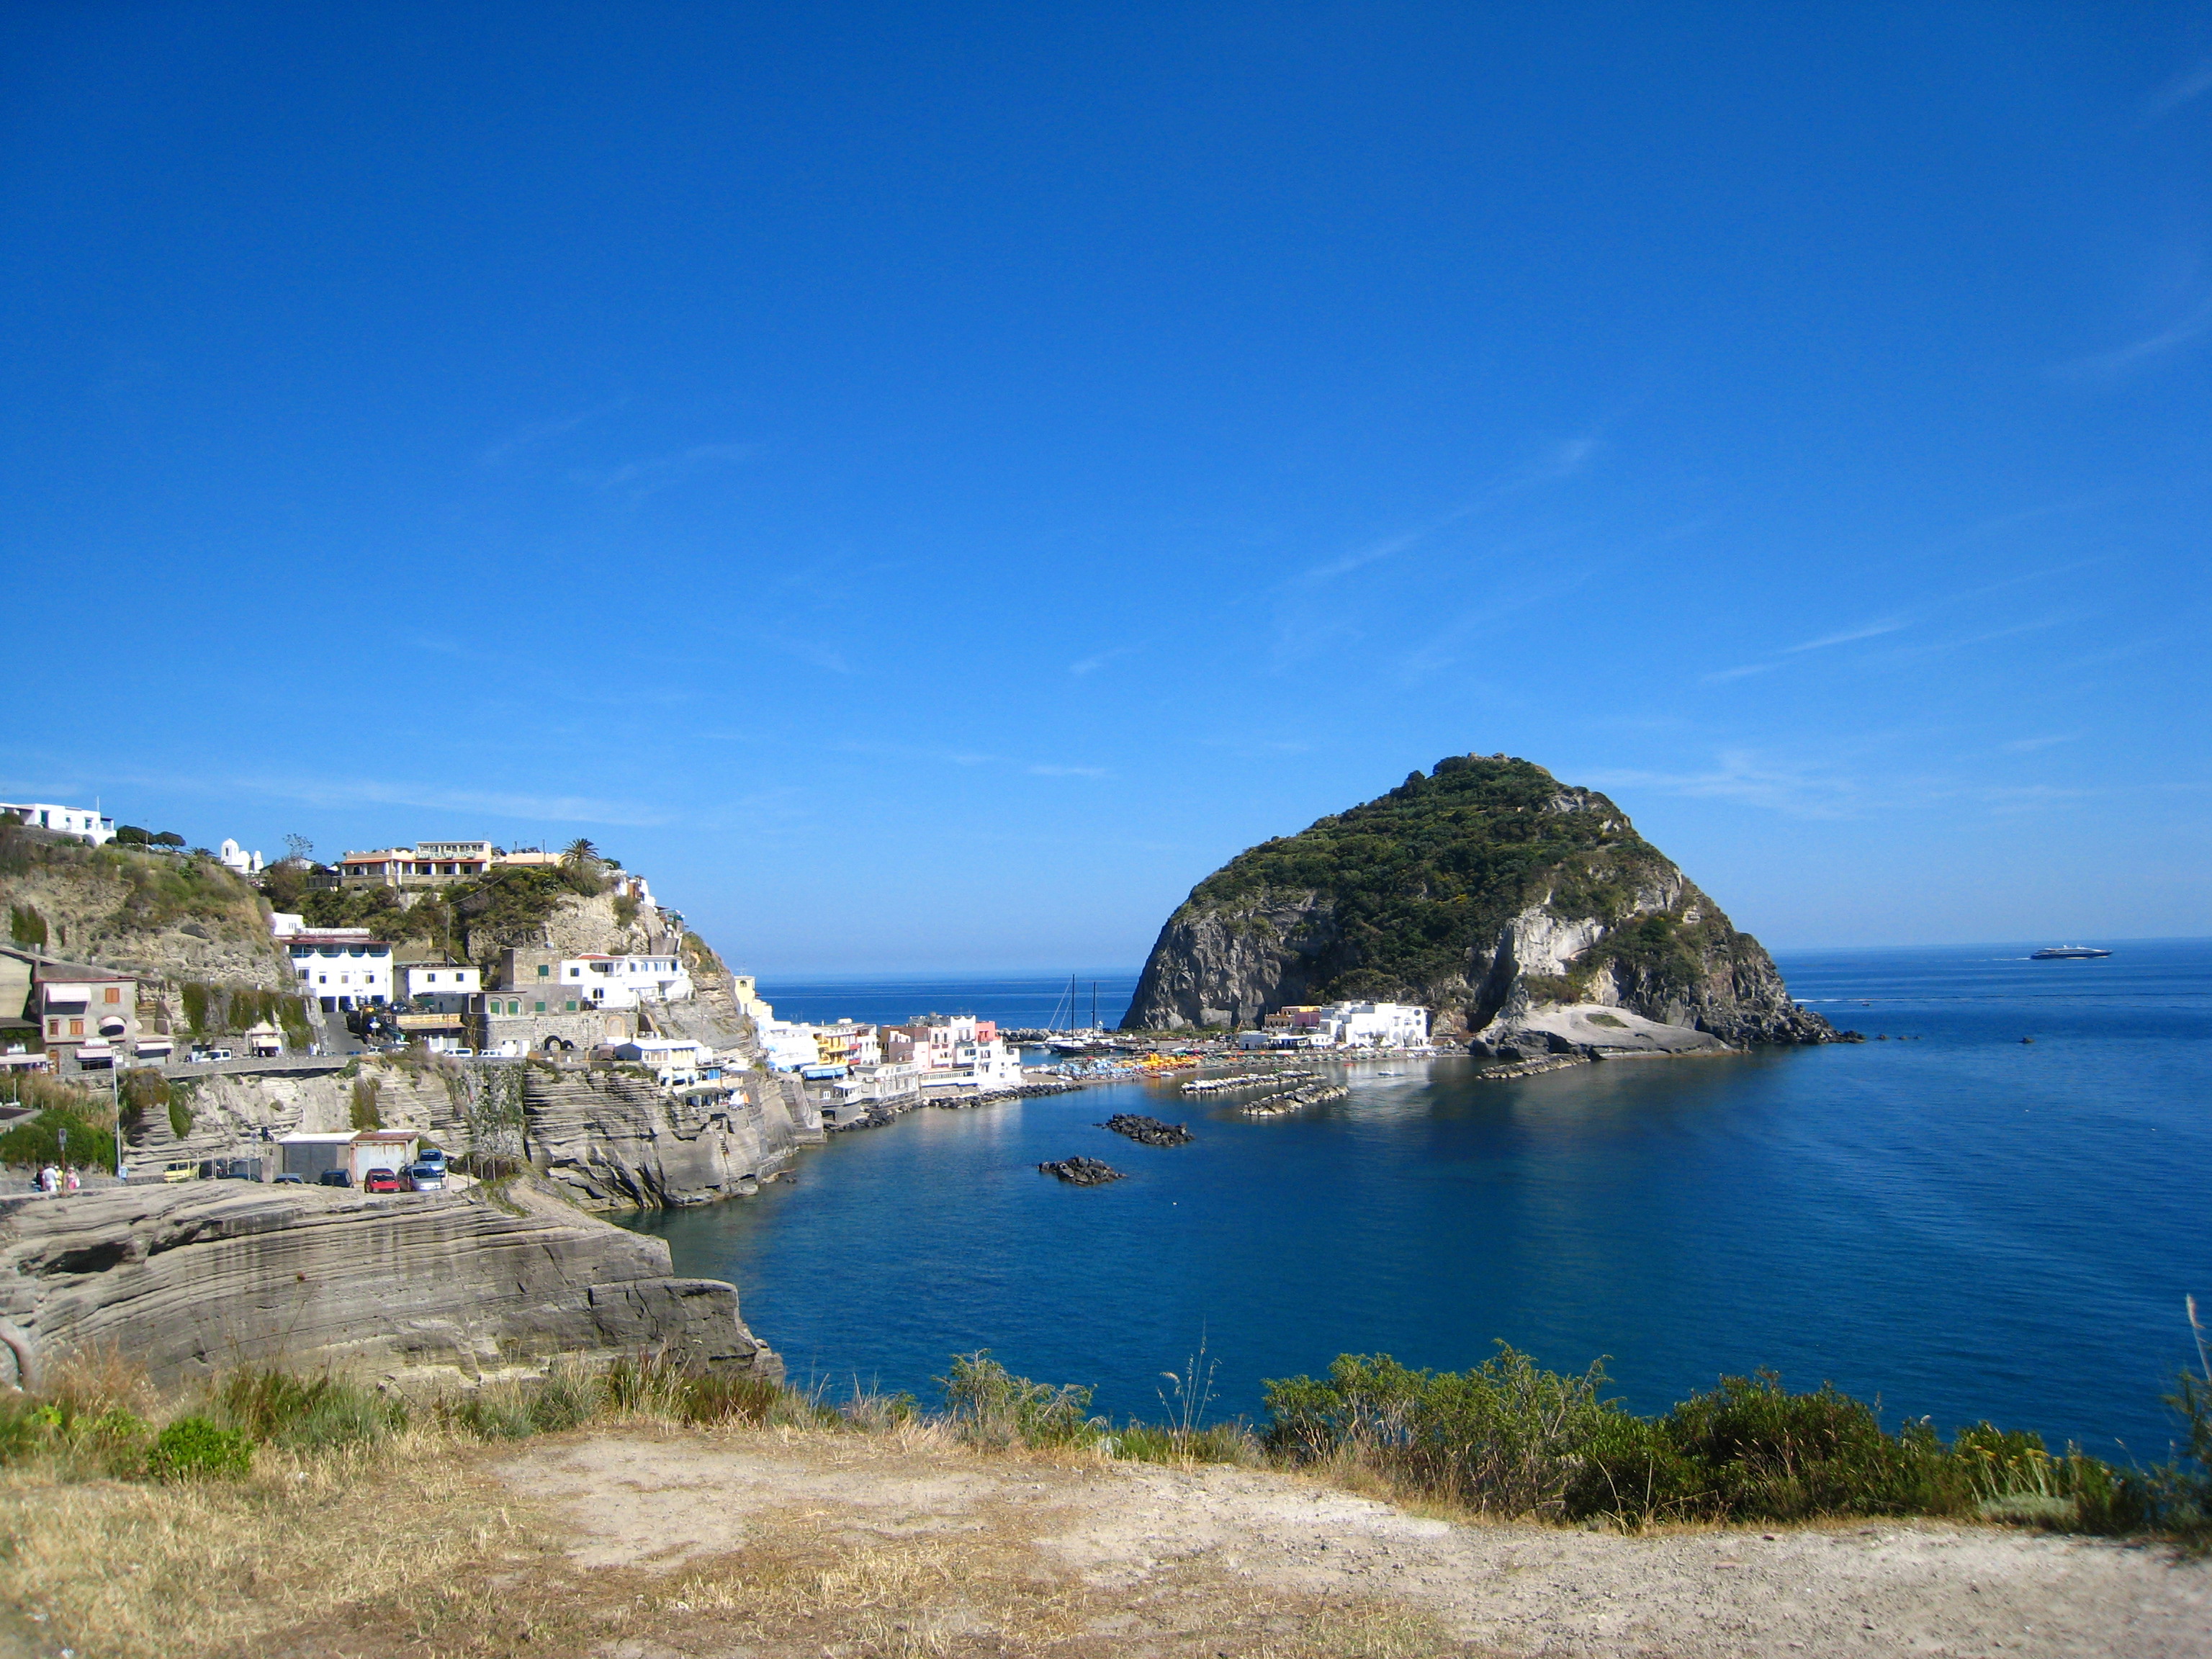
135;1038;174;1056
41;988;89;1007
98;1017;127;1037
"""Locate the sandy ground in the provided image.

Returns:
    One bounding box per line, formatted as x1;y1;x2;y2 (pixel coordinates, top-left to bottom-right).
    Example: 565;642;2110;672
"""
493;1429;2212;1658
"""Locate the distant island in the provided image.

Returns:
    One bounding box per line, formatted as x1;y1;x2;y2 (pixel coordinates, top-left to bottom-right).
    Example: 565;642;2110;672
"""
1122;752;1835;1056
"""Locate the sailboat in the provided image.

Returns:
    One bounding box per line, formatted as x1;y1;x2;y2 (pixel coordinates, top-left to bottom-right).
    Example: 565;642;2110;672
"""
1044;974;1111;1052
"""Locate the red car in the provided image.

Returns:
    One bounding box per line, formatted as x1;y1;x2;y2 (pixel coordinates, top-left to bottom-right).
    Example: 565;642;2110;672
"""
362;1167;405;1194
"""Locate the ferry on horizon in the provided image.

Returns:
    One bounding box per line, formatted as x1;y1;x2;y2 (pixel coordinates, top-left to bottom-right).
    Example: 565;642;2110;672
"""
2030;945;2112;960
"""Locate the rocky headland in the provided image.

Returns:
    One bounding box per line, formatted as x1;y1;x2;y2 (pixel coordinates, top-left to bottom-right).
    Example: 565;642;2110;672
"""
1123;752;1835;1056
0;1176;775;1393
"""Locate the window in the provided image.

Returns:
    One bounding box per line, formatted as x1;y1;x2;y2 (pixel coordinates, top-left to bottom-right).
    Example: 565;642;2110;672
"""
68;1019;83;1037
104;987;120;1004
537;964;550;978
297;969;310;981
534;1001;547;1013
565;1000;578;1012
46;1018;58;1036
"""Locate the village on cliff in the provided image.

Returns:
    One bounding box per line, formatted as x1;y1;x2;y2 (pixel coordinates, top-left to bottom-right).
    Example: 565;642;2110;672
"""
0;799;1433;1188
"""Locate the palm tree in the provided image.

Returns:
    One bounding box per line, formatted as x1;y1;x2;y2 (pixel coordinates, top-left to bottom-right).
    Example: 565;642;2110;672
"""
562;837;599;868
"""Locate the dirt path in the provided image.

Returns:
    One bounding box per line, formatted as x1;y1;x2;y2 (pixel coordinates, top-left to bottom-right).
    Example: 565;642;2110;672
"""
493;1427;2212;1658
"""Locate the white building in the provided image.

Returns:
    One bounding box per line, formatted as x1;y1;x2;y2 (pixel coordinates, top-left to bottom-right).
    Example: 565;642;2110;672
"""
0;801;114;845
612;1038;712;1088
1318;1001;1430;1048
284;932;395;1010
398;959;482;1010
549;953;694;1009
759;1020;828;1071
218;838;264;876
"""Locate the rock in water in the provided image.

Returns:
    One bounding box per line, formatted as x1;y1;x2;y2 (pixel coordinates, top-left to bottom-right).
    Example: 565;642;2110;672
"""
1099;1113;1195;1146
1120;752;1834;1051
1038;1156;1124;1185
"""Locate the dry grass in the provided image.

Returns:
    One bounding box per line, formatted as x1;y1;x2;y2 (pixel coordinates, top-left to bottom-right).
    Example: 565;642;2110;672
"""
0;1415;1483;1659
0;1427;557;1659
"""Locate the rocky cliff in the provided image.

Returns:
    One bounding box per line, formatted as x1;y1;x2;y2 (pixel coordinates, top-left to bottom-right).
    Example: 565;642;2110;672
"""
524;1064;816;1210
1123;753;1833;1051
0;1179;776;1392
0;827;286;989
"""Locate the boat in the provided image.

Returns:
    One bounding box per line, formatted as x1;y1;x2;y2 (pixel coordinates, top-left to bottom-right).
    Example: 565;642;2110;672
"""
2030;946;2111;960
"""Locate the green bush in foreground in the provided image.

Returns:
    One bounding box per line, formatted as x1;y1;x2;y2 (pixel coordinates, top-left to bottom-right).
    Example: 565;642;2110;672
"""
146;1416;251;1481
1261;1346;2172;1532
939;1350;1101;1449
215;1367;405;1451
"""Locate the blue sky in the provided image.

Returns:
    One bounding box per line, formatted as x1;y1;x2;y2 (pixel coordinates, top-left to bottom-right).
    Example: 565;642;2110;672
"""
4;4;2208;972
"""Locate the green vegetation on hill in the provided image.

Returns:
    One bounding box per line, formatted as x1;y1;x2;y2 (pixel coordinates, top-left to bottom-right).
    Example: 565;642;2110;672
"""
1178;754;1727;1004
279;861;611;968
0;824;268;949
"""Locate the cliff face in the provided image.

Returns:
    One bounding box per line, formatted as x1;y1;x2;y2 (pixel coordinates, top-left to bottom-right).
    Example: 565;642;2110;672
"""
1123;754;1832;1049
524;1065;817;1210
0;830;285;989
0;1179;775;1392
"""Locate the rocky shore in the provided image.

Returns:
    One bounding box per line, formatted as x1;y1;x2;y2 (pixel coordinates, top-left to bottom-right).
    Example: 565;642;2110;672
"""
0;1177;776;1392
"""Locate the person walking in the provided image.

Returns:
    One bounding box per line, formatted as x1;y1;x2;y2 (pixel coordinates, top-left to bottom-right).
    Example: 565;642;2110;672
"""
64;1166;80;1193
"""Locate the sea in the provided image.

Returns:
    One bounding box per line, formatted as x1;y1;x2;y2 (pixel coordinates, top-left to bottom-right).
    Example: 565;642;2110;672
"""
622;941;2212;1460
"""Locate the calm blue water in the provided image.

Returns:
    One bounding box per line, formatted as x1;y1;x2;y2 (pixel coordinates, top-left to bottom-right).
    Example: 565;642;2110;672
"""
627;940;2212;1459
754;972;1138;1032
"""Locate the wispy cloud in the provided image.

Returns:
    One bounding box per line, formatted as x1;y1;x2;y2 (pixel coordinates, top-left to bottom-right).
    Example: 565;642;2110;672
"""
2146;57;2212;120
580;441;756;498
1027;763;1110;778
2000;733;2077;754
2056;294;2212;379
479;399;626;465
220;774;669;827
1581;752;1862;818
1069;644;1141;676
1784;618;1908;653
766;635;853;675
1287;436;1599;590
1699;662;1779;684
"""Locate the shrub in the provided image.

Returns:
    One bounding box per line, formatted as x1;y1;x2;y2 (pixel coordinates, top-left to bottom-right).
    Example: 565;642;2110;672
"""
0;1394;45;1464
1262;1346;1620;1519
8;904;46;949
939;1351;1100;1449
350;1077;382;1130
679;1369;783;1426
146;1416;252;1480
0;1103;114;1168
118;1066;169;1124
216;1367;405;1450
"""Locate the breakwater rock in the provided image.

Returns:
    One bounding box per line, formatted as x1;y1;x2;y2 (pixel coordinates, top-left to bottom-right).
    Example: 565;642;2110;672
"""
1241;1081;1350;1118
823;1082;1072;1136
1123;752;1834;1051
1099;1113;1193;1146
0;1179;775;1392
1039;1156;1123;1186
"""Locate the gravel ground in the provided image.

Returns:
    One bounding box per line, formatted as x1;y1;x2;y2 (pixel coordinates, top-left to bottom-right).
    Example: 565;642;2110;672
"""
498;1430;2212;1658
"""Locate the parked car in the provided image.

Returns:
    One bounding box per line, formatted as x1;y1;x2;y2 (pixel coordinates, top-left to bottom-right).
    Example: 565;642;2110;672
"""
361;1167;404;1194
273;1172;305;1184
316;1169;352;1187
403;1162;446;1191
416;1146;449;1172
162;1161;197;1183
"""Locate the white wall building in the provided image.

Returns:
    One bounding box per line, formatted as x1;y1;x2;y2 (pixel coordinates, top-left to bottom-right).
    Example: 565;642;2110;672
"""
612;1038;712;1088
759;1020;828;1071
550;953;694;1009
284;932;395;1010
1318;1001;1431;1048
399;960;482;1010
0;802;114;845
218;838;264;875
